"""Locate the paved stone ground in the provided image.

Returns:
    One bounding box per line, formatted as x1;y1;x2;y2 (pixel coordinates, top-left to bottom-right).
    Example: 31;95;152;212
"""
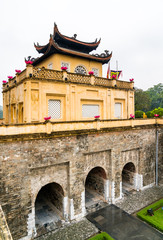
35;218;98;240
35;185;163;240
115;185;163;214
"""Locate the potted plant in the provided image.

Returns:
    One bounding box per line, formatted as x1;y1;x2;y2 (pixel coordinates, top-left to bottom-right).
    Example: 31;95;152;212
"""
88;71;94;75
94;115;100;121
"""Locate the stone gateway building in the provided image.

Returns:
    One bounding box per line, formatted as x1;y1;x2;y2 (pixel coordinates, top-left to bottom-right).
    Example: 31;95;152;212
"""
0;24;163;240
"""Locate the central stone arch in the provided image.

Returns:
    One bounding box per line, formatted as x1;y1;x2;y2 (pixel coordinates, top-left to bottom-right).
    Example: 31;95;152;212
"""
85;166;107;211
35;182;64;232
122;162;136;192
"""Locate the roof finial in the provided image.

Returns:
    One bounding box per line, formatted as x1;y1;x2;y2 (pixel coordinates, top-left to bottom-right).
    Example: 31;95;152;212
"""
72;34;77;39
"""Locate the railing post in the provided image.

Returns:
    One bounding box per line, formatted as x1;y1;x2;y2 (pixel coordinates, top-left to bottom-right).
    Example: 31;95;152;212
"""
112;79;117;87
26;64;33;78
90;75;95;85
63;70;68;81
130;82;134;89
46;121;52;134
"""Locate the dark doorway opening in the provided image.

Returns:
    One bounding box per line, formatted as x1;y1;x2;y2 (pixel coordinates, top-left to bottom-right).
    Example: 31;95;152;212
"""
122;162;136;193
35;182;64;233
85;167;107;212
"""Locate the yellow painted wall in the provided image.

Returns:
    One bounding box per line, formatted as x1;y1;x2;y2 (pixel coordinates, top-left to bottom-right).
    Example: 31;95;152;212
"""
36;53;103;77
3;77;134;124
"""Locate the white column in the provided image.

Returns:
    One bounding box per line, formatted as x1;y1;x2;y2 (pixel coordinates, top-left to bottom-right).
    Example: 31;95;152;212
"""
63;196;69;221
104;180;110;202
134;173;143;191
69;198;74;220
120;181;123;199
81;191;86;216
111;181;115;203
25;207;36;239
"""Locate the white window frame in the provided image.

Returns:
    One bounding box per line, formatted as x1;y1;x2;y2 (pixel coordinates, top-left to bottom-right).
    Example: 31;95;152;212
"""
48;99;61;119
92;68;99;77
82;104;99;118
115;102;122;119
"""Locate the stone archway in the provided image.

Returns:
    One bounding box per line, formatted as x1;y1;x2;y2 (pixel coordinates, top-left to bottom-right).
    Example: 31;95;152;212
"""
85;167;107;211
35;182;64;233
122;162;136;192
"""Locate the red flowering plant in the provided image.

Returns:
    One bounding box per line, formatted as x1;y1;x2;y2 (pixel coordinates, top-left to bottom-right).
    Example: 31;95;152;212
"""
8;76;13;79
2;80;7;84
130;78;134;82
130;114;135;119
61;66;68;71
154;114;159;117
88;71;94;75
25;60;33;64
94;115;100;119
44;116;51;121
15;70;21;73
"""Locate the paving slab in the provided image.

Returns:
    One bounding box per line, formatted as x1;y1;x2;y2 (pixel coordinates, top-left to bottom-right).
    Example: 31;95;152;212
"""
86;204;163;240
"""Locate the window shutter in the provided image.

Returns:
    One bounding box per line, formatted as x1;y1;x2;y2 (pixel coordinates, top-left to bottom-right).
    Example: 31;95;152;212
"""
82;104;99;118
115;103;122;118
48;100;61;119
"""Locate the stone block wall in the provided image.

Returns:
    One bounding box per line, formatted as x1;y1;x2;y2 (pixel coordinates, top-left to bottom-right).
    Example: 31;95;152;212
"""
0;125;162;239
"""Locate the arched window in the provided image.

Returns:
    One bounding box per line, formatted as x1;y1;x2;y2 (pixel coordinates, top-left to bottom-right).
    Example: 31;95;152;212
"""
74;65;87;75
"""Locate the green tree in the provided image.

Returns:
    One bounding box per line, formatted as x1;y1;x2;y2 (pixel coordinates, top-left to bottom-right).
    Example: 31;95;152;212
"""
135;88;151;111
146;83;163;110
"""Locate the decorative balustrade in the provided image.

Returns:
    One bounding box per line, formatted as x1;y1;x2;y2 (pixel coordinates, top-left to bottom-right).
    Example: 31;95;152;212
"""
116;80;132;89
18;69;27;81
33;67;63;80
3;66;133;90
68;72;91;84
94;77;113;87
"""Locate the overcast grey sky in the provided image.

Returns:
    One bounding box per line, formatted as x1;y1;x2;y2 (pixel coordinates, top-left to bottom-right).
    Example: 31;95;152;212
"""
1;0;163;106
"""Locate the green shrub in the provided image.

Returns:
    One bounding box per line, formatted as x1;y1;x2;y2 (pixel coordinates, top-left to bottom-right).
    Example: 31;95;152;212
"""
137;199;163;232
150;107;163;118
88;232;114;240
135;110;144;118
146;111;152;118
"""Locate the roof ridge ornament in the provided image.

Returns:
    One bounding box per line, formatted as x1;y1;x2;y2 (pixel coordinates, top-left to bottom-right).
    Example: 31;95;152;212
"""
72;34;77;39
92;50;111;58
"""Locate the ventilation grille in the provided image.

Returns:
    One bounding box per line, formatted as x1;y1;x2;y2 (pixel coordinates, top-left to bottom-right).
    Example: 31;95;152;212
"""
48;100;61;119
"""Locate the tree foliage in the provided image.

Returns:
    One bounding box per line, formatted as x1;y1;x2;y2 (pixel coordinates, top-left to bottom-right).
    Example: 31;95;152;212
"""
146;83;163;110
135;83;163;112
135;89;151;111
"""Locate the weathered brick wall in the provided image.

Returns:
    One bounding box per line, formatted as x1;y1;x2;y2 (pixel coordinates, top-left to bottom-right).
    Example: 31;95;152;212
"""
0;125;162;239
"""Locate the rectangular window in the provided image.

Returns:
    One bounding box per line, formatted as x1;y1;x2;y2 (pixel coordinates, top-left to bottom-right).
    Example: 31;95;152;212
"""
115;103;122;118
82;104;99;118
48;100;61;119
92;68;99;77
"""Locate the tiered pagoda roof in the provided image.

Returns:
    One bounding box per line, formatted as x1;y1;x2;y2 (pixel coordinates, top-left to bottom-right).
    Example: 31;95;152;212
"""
33;23;112;65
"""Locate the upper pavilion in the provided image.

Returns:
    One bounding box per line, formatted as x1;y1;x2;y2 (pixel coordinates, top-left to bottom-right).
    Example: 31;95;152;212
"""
33;23;112;67
2;23;134;125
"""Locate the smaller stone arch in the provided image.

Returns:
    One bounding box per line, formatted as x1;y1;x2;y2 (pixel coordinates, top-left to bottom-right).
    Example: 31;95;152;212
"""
122;162;136;192
85;167;108;212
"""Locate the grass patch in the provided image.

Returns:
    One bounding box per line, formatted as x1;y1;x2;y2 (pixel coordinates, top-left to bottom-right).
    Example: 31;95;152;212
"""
137;198;163;232
88;232;114;240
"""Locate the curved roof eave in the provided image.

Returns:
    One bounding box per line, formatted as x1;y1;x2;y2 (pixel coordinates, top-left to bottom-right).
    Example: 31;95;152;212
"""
53;23;101;48
33;39;112;66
